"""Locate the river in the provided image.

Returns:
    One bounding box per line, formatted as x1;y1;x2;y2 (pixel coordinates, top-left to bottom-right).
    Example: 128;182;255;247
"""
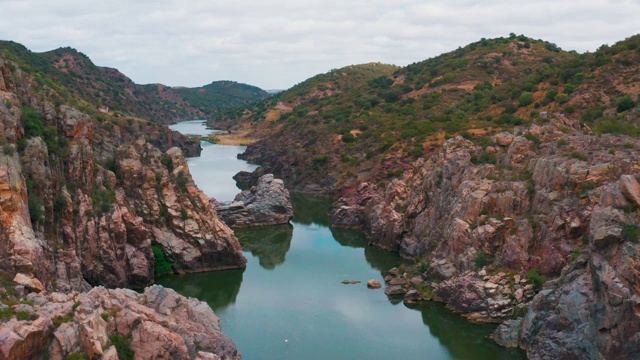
163;120;525;360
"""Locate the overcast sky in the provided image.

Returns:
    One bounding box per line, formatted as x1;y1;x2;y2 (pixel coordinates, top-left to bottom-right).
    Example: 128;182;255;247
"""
0;0;638;90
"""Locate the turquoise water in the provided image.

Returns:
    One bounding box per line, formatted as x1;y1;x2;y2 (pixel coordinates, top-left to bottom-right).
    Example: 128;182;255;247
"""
169;120;257;201
162;121;526;360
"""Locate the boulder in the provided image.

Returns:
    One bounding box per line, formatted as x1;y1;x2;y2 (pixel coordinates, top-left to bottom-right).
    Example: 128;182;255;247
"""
367;279;382;289
12;273;44;292
216;174;293;228
620;174;640;207
384;286;407;296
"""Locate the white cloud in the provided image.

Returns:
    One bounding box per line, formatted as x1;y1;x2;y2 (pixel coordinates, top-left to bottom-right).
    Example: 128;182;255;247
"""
0;0;638;89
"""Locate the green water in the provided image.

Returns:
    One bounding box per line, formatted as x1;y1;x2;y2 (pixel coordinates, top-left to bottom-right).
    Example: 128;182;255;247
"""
163;121;526;360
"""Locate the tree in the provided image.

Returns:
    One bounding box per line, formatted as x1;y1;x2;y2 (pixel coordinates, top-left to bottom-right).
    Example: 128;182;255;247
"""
519;92;534;107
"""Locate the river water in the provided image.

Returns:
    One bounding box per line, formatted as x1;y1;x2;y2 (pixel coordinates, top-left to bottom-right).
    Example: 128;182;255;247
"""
163;120;525;360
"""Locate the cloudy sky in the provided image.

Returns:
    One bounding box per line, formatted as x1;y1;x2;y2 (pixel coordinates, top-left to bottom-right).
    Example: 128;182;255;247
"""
1;0;638;90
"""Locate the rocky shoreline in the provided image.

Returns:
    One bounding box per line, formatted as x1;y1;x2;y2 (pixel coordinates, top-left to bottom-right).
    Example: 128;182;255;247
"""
327;114;640;359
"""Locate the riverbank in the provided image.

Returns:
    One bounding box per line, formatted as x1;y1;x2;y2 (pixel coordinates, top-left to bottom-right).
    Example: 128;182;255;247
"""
203;131;258;146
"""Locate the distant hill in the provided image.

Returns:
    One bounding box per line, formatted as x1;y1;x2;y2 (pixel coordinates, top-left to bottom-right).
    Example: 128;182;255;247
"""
173;80;269;117
0;41;268;123
219;34;640;194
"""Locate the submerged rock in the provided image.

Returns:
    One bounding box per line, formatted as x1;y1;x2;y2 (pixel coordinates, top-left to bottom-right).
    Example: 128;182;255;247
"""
367;279;382;289
216;174;293;228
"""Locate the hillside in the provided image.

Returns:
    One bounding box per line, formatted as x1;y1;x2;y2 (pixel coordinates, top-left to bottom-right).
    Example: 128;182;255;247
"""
219;34;640;195
0;41;268;123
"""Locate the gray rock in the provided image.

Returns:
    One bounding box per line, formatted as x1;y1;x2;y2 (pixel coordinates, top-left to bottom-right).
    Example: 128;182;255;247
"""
384;285;407;296
491;318;522;348
216;174;293;228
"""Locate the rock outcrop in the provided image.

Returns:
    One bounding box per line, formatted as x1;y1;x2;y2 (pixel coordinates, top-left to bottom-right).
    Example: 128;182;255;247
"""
0;284;241;360
333;115;640;359
0;54;245;292
216;174;293;228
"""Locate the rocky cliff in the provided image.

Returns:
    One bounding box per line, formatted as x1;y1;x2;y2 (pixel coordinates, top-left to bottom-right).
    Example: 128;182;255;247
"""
331;114;640;358
0;54;245;292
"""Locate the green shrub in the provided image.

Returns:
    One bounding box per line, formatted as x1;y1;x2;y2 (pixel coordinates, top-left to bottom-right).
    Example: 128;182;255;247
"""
109;335;134;360
341;133;356;143
161;155;173;172
554;93;569;104
518;92;534;107
527;268;545;291
64;352;90;360
1;143;15;156
570;249;582;260
22;107;44;138
570;151;588;161
15;310;31;321
174;169;187;190
313;155;329;164
617;94;636;113
623;224;639;243
28;193;45;224
152;245;173;275
474;252;488;268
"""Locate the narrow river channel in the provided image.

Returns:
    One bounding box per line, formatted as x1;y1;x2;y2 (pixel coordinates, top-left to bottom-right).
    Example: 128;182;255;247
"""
161;120;526;360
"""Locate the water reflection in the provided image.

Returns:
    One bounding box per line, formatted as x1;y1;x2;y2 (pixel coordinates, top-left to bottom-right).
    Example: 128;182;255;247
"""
289;193;332;227
156;269;243;311
236;225;293;270
407;302;525;360
332;228;408;273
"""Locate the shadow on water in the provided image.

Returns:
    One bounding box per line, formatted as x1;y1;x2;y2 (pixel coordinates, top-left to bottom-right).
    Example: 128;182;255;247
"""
405;302;526;360
235;224;293;270
332;227;409;273
290;193;332;227
156;269;244;311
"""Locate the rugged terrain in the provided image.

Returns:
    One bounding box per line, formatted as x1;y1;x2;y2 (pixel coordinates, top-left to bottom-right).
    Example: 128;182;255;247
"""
219;34;640;359
0;283;241;360
222;34;640;196
0;43;245;358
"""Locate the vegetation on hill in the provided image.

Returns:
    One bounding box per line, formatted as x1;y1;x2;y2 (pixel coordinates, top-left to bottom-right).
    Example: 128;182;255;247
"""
0;41;268;123
218;34;640;194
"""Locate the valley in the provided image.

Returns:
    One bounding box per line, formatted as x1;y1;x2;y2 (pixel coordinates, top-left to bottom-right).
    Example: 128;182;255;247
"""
0;33;638;359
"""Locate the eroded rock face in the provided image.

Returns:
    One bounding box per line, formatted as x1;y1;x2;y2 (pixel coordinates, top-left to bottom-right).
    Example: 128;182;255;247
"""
0;285;241;360
492;244;640;360
216;174;293;228
0;58;242;291
116;140;246;274
332;116;640;359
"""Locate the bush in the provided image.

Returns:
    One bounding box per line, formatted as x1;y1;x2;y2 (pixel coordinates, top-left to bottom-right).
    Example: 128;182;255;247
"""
109;335;135;360
623;224;639;243
616;94;636;113
175;171;189;192
1;144;14;156
65;352;90;360
28;193;45;224
161;155;173;172
474;253;488;268
341;133;356;143
21;107;43;138
152;245;173;275
519;92;534;107
527;268;545;291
